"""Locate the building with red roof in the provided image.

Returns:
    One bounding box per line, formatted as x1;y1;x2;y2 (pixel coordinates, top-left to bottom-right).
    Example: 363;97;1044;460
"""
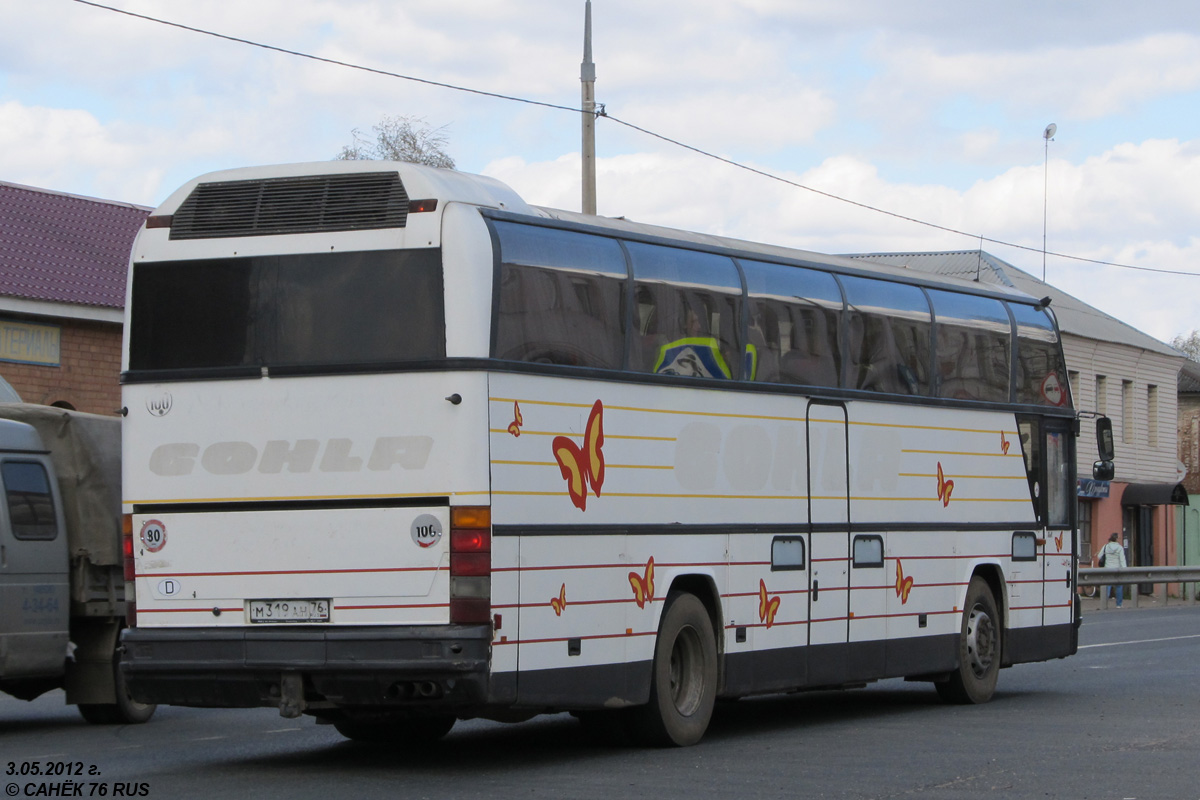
0;180;149;413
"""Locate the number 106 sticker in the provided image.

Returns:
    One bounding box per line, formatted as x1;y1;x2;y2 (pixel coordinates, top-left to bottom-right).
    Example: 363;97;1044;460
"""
140;519;167;552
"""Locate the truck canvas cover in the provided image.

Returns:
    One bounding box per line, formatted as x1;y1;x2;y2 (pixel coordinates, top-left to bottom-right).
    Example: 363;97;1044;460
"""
0;404;121;569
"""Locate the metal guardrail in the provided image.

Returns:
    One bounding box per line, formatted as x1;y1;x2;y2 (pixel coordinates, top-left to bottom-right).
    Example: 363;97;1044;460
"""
1077;566;1200;609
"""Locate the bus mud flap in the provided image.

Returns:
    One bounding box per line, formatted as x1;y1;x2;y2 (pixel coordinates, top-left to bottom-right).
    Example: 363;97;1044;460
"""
279;673;306;718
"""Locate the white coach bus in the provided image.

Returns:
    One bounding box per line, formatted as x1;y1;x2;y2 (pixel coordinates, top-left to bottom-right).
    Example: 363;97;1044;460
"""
120;161;1093;746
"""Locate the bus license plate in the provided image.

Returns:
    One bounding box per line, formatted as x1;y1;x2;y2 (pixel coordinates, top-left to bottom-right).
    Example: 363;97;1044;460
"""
248;599;331;623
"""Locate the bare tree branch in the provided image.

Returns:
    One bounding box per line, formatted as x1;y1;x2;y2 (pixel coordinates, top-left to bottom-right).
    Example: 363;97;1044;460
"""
335;115;455;169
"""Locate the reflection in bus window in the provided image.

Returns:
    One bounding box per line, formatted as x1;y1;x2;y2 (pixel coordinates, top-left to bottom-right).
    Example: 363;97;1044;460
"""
743;261;842;388
840;276;931;395
493;222;627;369
626;243;741;379
1012;304;1068;406
929;290;1011;402
495;265;624;368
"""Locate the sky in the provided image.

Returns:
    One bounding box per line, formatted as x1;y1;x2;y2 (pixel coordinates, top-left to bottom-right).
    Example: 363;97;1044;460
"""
2;0;1199;344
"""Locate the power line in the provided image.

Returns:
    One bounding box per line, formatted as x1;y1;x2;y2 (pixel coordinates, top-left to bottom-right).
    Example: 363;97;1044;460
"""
69;0;579;115
602;115;1200;278
68;0;1200;280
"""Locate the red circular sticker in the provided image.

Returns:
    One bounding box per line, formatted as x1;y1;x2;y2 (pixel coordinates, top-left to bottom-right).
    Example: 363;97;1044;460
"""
140;519;167;552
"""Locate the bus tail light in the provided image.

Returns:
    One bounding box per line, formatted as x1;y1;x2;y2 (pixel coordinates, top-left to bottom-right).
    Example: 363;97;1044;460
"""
122;514;135;581
449;506;490;624
122;514;137;627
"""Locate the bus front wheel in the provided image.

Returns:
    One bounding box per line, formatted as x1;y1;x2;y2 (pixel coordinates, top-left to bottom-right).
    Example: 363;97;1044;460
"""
936;576;1000;704
628;592;717;747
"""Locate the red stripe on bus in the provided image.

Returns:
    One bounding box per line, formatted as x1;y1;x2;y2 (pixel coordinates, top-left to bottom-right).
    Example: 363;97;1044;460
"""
135;566;437;578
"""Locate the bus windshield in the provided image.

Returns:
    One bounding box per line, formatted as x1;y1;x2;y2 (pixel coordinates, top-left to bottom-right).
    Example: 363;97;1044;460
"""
128;249;445;372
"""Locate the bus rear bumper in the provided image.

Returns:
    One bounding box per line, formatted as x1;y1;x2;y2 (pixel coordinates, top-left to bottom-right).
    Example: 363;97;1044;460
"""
120;624;492;712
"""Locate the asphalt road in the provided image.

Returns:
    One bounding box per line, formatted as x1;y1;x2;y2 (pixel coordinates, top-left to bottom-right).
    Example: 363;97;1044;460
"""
2;605;1198;800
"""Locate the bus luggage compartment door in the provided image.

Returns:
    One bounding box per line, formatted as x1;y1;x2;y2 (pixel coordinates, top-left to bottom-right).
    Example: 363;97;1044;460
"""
806;401;850;686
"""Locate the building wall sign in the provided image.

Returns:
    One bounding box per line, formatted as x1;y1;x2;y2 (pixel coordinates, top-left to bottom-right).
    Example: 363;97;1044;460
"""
1077;479;1111;499
0;319;61;366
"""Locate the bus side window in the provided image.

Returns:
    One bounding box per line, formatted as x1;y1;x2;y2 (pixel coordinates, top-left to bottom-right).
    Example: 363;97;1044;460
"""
929;291;1011;403
1011;304;1068;407
741;260;843;389
626;243;742;380
495;264;624;369
492;222;629;370
840;276;930;395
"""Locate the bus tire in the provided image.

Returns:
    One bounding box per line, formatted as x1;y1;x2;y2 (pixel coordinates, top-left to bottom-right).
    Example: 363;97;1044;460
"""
333;714;455;744
936;576;1000;705
628;592;717;747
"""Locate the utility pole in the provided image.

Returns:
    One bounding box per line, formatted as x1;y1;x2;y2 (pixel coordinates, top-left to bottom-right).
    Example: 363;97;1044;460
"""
1042;122;1056;282
581;0;597;215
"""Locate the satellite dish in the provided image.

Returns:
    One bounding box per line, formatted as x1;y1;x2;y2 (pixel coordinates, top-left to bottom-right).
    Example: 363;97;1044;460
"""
1044;123;1057;140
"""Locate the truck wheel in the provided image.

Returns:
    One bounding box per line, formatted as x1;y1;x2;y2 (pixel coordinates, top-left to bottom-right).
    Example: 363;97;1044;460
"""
78;652;156;725
334;714;455;744
627;592;717;747
936;576;1001;705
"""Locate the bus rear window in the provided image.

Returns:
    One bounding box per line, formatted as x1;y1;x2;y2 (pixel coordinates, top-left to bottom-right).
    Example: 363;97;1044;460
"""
129;249;445;372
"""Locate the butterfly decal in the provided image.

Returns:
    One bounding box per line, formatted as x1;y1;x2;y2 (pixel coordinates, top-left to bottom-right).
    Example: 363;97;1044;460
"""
936;462;954;507
1000;431;1011;455
1053;530;1064;552
895;559;914;604
508;401;523;437
551;400;605;511
550;583;567;616
758;579;780;628
629;557;655;609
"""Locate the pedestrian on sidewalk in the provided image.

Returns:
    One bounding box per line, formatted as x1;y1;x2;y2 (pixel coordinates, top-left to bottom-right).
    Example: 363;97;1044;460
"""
1098;532;1128;607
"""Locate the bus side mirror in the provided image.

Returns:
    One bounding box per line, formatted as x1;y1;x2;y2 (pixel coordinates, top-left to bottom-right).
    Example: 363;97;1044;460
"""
1096;417;1115;462
1093;417;1115;480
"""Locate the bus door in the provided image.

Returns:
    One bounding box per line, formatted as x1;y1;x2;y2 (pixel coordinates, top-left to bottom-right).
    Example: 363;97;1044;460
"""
1041;421;1074;626
806;400;850;686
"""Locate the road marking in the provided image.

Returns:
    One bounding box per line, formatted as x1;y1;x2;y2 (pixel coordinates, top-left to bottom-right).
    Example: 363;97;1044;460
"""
1080;633;1200;650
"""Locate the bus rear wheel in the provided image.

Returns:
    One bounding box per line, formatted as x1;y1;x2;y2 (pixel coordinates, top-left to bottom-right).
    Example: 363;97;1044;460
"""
936;576;1000;704
628;592;717;747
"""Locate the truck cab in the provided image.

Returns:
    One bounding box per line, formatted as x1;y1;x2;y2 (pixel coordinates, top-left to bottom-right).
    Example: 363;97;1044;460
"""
0;418;69;698
0;405;154;724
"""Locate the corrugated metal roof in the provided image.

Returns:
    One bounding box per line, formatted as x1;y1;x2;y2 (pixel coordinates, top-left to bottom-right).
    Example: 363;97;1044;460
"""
0;181;149;309
844;250;1181;358
1180;359;1200;394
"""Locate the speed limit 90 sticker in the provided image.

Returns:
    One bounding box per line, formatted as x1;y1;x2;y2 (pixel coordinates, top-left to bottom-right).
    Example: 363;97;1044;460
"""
139;519;167;553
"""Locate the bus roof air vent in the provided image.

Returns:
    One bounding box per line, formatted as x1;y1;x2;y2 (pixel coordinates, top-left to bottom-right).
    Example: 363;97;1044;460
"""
169;172;410;239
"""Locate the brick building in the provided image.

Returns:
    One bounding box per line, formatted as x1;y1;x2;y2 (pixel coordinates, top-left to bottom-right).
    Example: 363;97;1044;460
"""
0;181;149;414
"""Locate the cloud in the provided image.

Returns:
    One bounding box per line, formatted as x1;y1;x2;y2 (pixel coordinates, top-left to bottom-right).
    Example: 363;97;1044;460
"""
0;101;151;199
866;33;1200;120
